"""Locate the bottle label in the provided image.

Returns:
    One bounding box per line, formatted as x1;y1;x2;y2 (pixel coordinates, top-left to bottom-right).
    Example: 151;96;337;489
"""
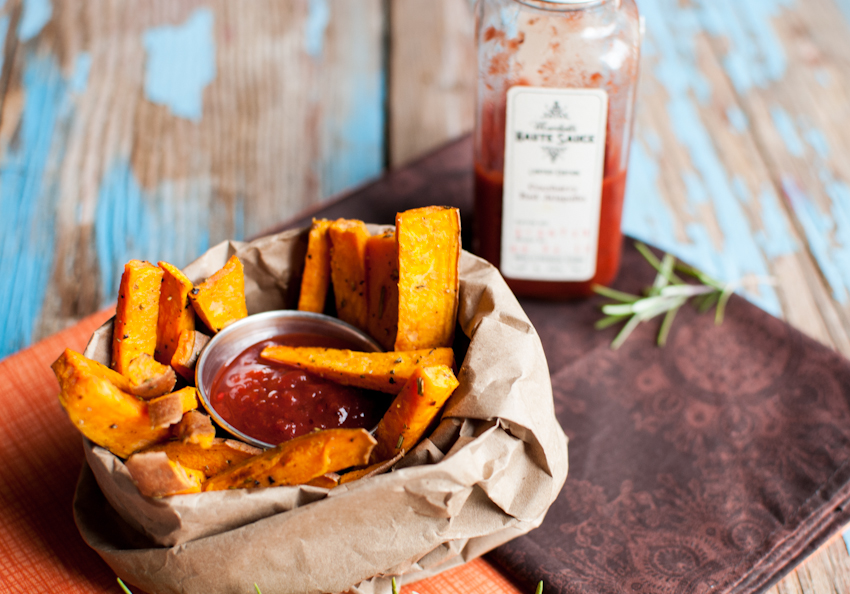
501;86;608;282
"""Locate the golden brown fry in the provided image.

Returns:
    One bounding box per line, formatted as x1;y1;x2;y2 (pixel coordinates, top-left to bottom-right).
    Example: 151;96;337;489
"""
52;355;170;458
189;254;248;333
141;439;261;479
125;451;205;497
305;473;340;489
365;230;399;351
338;453;403;485
170;330;211;382
147;387;199;429
112;260;163;374
172;410;216;448
260;346;455;394
372;365;459;462
126;354;177;399
328;219;370;331
395;206;461;351
203;428;376;491
54;348;133;393
298;219;333;313
156;261;196;365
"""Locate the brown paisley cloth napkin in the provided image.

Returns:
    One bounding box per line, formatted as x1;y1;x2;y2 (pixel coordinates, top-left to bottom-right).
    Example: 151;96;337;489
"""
489;241;850;594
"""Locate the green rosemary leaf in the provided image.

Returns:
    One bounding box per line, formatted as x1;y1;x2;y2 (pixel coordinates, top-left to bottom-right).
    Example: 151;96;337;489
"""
592;284;640;303
636;243;683;284
715;285;735;325
611;315;642;350
649;253;676;296
536;581;544;594
117;578;133;594
255;585;263;594
696;291;719;313
657;303;681;347
659;284;716;298
595;314;630;330
601;302;637;316
392;577;400;594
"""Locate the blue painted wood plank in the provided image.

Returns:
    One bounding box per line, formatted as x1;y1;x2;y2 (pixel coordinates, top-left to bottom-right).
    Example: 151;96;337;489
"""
0;0;388;359
142;8;215;122
0;53;69;358
624;0;791;317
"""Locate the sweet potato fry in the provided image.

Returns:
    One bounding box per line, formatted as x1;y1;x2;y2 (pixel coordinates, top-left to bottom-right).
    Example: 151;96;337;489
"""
170;330;211;382
52;356;170;458
54;348;133;393
305;473;340;489
125;451;205;497
328;219;370;331
189;254;248;333
260;346;455;394
126;354;177;399
156;261;196;365
203;428;376;491
366;230;399;351
141;439;261;478
338;453;403;485
112;260;163;374
298;219;333;313
395;206;461;351
172;410;216;448
147;387;199;429
372;364;459;462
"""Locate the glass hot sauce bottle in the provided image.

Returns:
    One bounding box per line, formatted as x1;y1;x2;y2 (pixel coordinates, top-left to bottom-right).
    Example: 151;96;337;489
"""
473;0;641;298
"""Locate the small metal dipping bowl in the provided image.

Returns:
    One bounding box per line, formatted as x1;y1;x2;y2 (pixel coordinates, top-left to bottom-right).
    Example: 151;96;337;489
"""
195;310;382;449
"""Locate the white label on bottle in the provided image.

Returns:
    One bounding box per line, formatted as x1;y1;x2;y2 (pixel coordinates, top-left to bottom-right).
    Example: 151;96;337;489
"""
501;87;608;282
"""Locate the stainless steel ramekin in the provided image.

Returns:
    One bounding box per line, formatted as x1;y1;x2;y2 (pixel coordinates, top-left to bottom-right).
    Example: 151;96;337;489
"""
195;310;382;449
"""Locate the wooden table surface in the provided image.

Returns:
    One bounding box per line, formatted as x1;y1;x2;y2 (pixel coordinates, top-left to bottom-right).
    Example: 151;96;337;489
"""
0;0;848;592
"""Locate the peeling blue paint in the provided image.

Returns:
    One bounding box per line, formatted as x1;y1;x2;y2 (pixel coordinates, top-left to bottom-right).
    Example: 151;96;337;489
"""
305;0;330;58
143;8;216;122
769;115;850;303
94;159;212;303
732;176;750;205
726;106;748;133
0;16;9;73
815;68;831;87
804;127;830;159
770;105;804;157
684;171;708;206
782;176;848;303
755;187;797;258
320;10;384;197
625;0;785;317
0;54;68;359
18;0;51;42
69;52;91;94
696;0;793;94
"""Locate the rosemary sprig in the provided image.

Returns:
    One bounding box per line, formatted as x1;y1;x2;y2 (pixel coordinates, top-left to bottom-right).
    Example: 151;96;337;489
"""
593;243;752;349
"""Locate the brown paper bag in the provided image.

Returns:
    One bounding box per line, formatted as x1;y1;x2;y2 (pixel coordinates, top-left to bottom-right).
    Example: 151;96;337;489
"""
74;228;568;594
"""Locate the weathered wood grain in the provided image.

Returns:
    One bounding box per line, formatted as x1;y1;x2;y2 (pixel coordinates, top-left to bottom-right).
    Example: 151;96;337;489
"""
389;0;475;167
0;0;384;357
625;0;850;357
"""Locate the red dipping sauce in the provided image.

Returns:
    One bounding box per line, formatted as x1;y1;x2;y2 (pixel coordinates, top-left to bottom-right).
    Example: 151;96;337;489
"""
210;333;385;446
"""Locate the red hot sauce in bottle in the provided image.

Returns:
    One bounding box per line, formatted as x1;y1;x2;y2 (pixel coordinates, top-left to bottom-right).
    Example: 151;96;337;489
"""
474;0;641;298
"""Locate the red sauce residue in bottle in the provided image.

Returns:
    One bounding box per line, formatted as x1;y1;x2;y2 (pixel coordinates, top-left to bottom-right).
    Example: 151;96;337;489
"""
210;334;385;446
474;160;627;299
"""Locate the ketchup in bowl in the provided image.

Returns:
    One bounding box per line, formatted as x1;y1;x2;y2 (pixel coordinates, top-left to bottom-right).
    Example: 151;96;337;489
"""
209;333;385;446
